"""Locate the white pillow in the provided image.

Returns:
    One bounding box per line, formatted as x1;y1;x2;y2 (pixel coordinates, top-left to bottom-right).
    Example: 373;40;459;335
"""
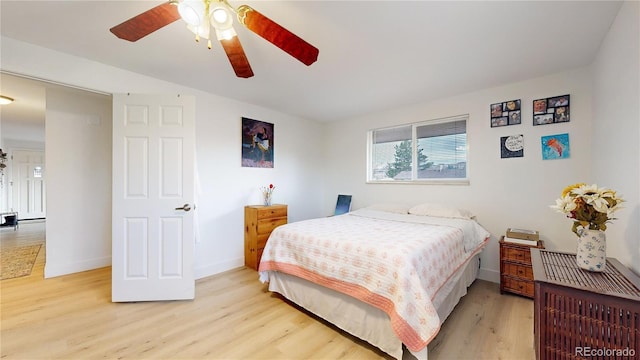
408;203;475;219
364;203;410;214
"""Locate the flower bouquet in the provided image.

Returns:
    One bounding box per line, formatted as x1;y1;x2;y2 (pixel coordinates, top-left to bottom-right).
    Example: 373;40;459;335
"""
550;183;624;236
260;184;275;206
550;183;624;271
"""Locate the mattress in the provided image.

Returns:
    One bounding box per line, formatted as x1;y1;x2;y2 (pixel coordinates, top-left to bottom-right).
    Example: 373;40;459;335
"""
267;253;480;359
259;209;490;358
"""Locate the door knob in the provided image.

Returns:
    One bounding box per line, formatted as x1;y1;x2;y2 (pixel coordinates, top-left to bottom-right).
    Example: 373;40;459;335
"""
175;203;191;212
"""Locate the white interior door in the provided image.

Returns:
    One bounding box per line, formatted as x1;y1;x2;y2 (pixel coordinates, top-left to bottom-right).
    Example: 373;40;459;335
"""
10;149;46;219
112;94;195;302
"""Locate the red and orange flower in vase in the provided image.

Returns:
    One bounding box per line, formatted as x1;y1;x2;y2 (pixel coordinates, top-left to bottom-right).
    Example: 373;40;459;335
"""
260;184;275;206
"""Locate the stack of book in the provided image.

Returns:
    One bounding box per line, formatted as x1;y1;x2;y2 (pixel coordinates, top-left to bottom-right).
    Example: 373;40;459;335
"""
504;228;539;246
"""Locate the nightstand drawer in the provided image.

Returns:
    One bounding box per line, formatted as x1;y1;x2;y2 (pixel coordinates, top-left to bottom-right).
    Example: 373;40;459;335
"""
503;247;532;265
504;263;533;279
256;206;288;219
256;234;270;249
502;277;534;297
257;217;287;234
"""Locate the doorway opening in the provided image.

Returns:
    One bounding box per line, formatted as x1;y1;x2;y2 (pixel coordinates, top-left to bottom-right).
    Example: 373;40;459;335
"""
0;71;112;279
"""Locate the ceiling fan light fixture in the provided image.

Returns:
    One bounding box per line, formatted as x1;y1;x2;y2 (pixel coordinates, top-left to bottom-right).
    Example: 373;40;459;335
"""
109;0;318;78
209;5;233;30
178;0;205;26
0;95;14;105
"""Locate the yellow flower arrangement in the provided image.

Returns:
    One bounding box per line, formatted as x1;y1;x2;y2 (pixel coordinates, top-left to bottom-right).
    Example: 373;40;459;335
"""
550;183;624;236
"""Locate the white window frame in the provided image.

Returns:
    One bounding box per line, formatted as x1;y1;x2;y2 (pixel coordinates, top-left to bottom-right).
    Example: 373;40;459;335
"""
366;114;469;185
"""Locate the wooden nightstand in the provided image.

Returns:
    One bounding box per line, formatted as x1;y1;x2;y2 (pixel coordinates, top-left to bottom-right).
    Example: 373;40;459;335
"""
499;236;544;298
244;204;287;270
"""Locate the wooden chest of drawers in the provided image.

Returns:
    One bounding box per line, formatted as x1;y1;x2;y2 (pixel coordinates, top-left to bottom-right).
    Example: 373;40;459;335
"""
500;237;544;298
244;204;287;270
532;249;640;360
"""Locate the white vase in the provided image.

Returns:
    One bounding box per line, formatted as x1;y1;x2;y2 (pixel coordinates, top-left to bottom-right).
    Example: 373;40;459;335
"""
576;229;606;272
263;194;272;206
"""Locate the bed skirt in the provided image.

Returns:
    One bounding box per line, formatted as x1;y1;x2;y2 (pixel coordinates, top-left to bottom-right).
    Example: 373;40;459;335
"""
266;253;481;359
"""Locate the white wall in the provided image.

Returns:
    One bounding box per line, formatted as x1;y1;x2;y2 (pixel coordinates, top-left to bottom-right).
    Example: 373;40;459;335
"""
2;37;326;279
192;94;326;277
45;87;112;277
324;68;594;282
592;0;640;274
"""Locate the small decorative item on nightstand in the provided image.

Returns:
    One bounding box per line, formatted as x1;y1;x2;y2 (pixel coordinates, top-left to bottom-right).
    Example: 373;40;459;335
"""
500;236;545;298
260;184;275;206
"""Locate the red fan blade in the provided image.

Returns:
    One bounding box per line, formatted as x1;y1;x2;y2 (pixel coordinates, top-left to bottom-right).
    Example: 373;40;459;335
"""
110;2;181;42
237;5;319;66
219;36;254;78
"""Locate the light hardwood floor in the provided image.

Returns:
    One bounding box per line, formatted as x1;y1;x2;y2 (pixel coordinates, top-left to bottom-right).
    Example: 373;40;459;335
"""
1;224;535;359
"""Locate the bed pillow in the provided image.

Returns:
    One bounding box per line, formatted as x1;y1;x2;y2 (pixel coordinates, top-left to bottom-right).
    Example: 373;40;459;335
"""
408;203;475;219
364;203;410;214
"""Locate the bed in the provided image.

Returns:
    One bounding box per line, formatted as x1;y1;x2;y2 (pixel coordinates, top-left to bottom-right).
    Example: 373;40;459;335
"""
258;204;491;359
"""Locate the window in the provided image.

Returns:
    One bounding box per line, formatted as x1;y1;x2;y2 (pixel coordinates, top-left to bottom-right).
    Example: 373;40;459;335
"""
367;115;468;184
33;166;43;178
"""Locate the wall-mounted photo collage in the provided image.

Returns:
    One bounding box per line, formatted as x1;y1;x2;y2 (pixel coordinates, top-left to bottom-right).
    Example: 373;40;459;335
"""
533;94;570;125
490;99;521;127
491;94;571;160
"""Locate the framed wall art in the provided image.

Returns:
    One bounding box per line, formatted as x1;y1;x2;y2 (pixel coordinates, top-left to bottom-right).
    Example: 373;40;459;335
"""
533;94;570;125
241;117;274;168
491;99;521;127
541;133;570;160
500;134;524;158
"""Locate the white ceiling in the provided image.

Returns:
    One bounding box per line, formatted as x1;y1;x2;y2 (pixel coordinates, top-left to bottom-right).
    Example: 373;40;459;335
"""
0;0;623;129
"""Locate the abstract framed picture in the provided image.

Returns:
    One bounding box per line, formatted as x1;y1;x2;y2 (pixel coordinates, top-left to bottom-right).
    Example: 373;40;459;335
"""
491;99;521;127
541;133;570;160
500;134;524;158
533;94;570;125
241;117;274;168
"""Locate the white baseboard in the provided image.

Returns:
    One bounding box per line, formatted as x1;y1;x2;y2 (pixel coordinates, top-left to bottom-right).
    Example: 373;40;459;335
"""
43;255;244;280
478;267;500;283
44;256;111;278
195;257;244;280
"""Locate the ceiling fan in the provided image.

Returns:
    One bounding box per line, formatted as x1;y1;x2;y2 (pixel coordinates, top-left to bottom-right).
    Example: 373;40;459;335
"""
110;0;319;78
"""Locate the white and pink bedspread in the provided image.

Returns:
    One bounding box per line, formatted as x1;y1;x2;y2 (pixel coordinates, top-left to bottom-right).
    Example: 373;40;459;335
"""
259;209;490;352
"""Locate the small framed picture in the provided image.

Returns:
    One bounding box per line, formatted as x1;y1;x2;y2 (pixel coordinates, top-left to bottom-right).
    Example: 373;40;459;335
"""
491;99;521;127
541;133;570;160
533;94;570;125
501;134;524;158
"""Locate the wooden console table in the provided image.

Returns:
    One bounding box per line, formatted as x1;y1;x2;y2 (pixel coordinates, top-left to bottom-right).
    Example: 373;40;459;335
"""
531;249;640;359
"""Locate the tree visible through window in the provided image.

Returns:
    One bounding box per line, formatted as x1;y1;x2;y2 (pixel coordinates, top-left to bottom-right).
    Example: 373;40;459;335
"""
368;115;468;183
386;140;432;179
